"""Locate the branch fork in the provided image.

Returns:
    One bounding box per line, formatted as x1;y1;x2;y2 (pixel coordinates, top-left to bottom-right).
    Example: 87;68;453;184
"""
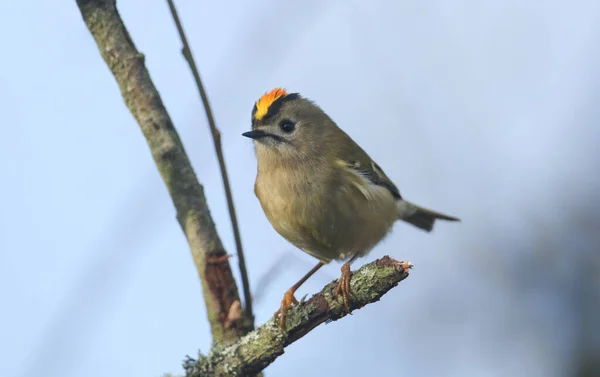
75;0;415;375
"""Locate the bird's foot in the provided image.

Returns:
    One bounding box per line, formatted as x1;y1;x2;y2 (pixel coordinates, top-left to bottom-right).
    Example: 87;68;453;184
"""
334;262;356;312
274;288;299;330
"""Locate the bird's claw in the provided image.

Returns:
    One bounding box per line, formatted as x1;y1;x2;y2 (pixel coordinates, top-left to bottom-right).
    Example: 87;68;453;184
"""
274;289;299;330
334;262;356;312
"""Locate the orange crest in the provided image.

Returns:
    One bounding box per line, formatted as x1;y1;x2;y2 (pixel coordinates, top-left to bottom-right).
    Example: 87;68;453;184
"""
254;88;288;120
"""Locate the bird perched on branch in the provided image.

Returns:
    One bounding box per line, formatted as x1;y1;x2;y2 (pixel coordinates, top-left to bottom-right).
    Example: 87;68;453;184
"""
243;88;459;329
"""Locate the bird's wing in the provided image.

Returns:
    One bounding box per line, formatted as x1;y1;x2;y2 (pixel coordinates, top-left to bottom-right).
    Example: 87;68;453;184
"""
329;125;402;200
341;157;402;200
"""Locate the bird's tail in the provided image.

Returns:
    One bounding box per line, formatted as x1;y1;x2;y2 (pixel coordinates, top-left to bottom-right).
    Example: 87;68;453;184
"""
396;200;460;232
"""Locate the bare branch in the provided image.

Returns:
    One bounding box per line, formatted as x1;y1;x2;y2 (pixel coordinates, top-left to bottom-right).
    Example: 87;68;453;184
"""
165;0;254;325
75;0;249;343
184;257;413;377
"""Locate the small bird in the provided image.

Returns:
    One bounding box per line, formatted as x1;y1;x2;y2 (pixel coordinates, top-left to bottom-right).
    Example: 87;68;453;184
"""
243;88;459;329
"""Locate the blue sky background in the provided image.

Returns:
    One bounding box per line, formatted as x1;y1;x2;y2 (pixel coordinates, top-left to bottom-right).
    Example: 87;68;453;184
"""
1;1;599;376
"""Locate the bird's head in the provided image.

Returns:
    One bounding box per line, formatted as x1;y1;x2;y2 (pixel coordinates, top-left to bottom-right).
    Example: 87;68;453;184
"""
243;88;336;162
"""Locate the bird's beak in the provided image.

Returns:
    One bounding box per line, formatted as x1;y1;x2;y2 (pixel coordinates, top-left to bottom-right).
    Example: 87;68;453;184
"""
242;130;269;140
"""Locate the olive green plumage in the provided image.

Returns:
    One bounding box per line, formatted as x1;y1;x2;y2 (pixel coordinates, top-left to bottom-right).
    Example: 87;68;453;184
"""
243;90;459;264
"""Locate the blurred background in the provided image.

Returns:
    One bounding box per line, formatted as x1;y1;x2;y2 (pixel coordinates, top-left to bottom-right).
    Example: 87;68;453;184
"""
1;0;599;376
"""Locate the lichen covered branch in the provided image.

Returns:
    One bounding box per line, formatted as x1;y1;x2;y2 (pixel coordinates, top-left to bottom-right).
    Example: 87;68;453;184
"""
184;257;412;377
76;2;414;375
75;0;248;343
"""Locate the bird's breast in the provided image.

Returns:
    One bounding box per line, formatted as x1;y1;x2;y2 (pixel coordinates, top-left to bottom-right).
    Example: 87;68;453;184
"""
254;164;397;262
255;167;314;230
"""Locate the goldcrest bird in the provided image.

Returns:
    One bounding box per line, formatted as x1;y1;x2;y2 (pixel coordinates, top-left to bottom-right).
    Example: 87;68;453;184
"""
243;88;459;329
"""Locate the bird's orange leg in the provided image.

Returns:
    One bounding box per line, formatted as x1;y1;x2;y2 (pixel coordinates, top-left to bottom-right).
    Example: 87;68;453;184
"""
334;254;359;312
275;261;325;329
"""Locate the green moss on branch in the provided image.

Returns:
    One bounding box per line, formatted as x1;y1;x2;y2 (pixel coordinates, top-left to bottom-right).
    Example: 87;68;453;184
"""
75;0;247;343
185;256;412;377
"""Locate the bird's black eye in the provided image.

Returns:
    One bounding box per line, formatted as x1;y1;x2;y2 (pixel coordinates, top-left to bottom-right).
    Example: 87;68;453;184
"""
279;119;296;133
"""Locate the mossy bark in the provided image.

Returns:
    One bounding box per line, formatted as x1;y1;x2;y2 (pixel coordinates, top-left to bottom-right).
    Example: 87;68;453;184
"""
185;257;412;377
76;0;248;344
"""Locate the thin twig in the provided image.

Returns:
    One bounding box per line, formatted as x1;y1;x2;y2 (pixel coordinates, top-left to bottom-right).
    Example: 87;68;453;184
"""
76;0;247;343
184;256;413;377
165;0;253;324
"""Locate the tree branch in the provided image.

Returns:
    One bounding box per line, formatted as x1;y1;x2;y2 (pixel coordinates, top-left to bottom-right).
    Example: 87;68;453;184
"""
184;257;413;377
76;2;414;375
165;0;254;325
76;0;249;343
